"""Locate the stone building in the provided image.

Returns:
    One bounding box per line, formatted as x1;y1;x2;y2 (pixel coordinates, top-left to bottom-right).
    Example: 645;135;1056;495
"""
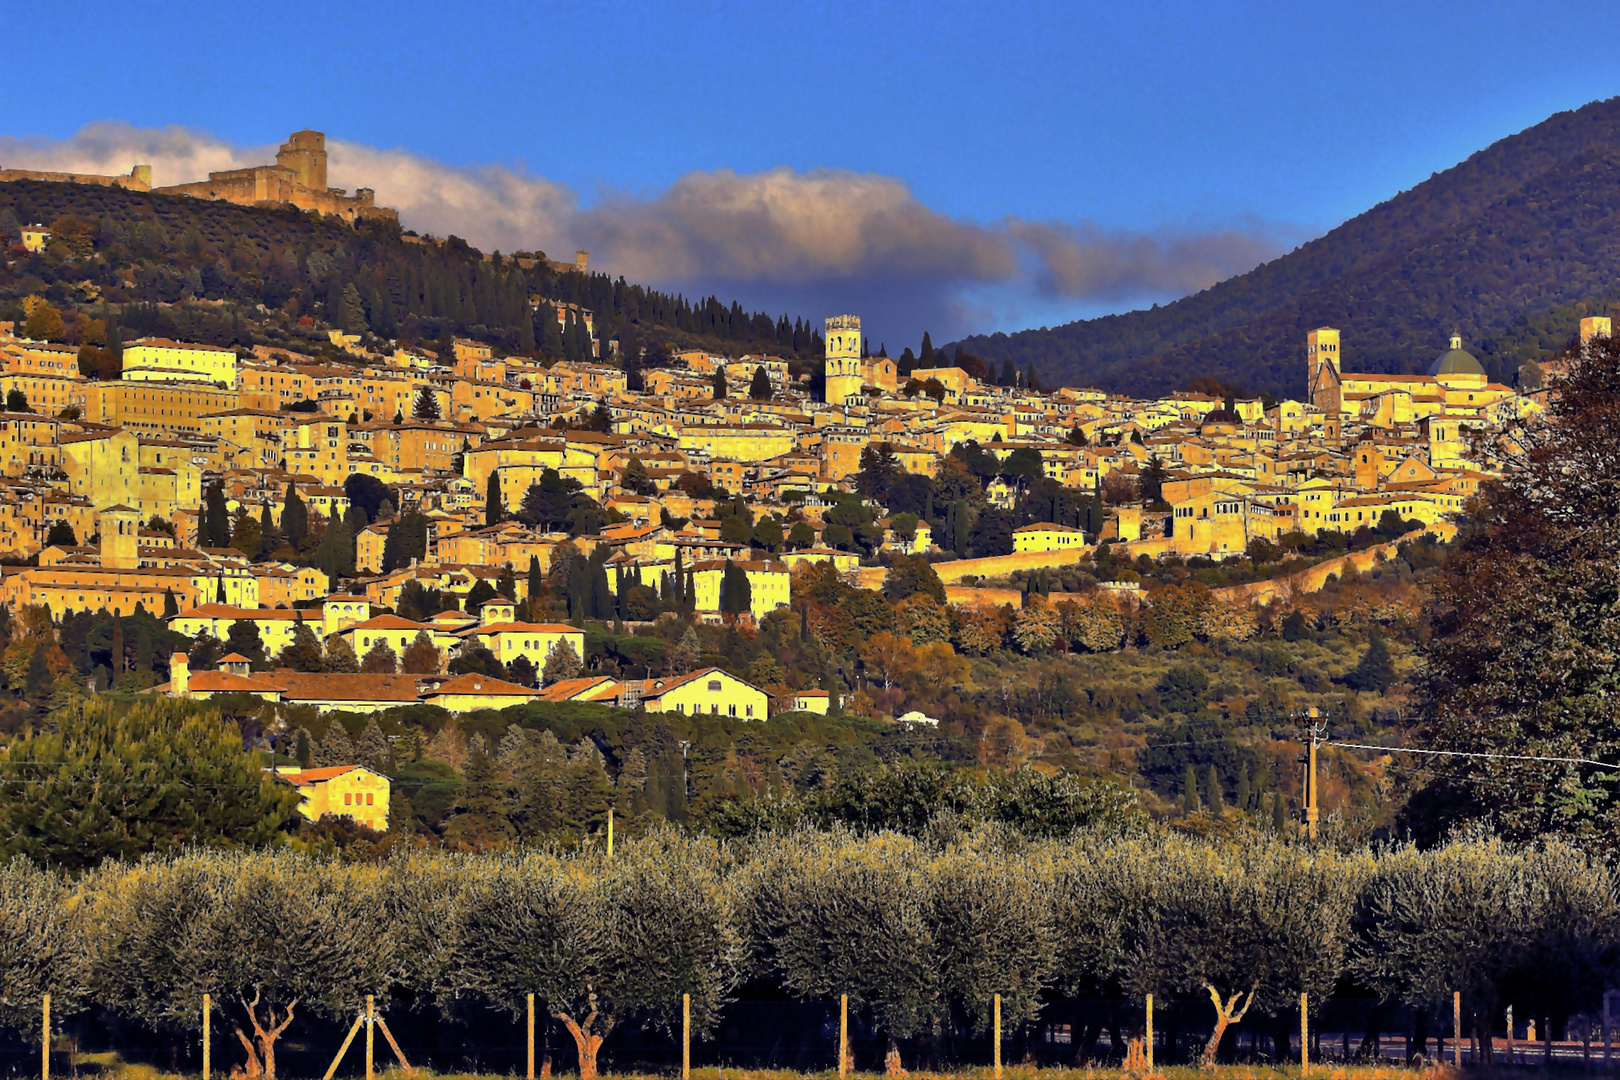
152;130;398;225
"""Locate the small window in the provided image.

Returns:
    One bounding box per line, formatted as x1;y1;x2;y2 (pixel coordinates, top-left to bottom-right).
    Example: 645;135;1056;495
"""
344;793;353;805
366;793;374;805
707;679;722;691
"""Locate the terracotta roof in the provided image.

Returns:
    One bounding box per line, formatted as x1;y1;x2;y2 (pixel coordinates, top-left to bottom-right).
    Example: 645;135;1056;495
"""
343;614;430;632
175;604;307;621
186;670;281;694
218;652;253;663
425;673;539;699
267;671;424;702
536;675;619;702
473;622;583;635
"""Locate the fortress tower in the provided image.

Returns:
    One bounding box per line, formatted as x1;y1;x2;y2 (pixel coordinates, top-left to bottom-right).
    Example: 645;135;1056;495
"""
824;314;864;406
276;130;328;192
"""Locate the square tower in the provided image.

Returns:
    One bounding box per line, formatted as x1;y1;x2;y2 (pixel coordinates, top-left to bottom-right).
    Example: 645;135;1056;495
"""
824;314;864;406
98;505;141;570
1306;327;1342;414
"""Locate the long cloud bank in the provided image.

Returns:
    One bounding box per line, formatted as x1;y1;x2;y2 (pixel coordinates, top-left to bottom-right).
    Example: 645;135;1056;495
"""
0;122;1295;342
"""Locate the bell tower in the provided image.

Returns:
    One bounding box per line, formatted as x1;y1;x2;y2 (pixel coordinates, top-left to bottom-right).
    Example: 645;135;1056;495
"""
824;314;864;407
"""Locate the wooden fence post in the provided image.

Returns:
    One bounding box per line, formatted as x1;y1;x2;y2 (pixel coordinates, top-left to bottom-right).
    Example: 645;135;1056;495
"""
42;994;49;1080
1145;994;1154;1070
607;807;614;857
839;994;848;1079
993;994;1002;1080
527;994;535;1080
683;993;690;1080
323;1014;366;1080
1300;992;1308;1074
1454;992;1462;1068
203;993;212;1080
365;995;374;1080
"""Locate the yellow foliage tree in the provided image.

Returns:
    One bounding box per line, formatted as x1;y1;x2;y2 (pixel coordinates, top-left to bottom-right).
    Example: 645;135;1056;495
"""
1013;595;1061;654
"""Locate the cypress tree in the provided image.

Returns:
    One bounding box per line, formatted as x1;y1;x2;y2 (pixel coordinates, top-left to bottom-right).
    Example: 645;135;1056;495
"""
1206;765;1223;814
1236;765;1252;812
1182;764;1199;816
282;483;307;551
919;331;935;367
485;471;505;527
527;554;543;611
1272;792;1288;833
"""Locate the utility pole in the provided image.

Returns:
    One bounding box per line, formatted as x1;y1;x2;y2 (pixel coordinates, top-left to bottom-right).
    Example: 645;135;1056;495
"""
1298;706;1327;840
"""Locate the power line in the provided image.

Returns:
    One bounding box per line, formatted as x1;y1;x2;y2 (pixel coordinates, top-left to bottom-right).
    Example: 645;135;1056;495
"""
1326;739;1620;771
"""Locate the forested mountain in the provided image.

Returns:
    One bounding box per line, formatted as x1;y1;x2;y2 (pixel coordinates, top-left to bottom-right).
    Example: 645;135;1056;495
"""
951;96;1620;397
0;179;822;365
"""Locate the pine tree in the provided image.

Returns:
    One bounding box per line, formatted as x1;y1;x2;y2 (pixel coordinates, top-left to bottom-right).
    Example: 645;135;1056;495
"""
401;630;441;674
541;638;582;685
318;720;357;766
361;639;398;674
324;635;361;673
413;385;441;420
354;718;394;775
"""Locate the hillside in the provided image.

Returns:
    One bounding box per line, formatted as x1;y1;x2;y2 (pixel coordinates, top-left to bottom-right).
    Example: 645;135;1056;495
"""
951;96;1620;397
0;179;822;367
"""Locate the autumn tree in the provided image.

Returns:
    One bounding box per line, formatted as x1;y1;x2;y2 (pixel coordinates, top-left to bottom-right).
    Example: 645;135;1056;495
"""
361;640;398;674
401;630;441;674
1412;334;1620;848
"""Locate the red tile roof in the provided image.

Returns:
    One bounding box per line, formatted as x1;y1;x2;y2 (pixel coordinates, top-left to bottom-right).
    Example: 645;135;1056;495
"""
425;673;539;699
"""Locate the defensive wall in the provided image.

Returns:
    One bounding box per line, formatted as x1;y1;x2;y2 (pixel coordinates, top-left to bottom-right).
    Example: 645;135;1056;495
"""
0;165;151;190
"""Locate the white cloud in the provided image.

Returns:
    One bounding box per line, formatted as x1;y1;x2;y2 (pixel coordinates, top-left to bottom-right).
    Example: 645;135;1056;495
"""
0;122;1292;339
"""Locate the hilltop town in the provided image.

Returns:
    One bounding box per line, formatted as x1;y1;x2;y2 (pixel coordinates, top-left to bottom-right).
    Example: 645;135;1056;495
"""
0;285;1546;685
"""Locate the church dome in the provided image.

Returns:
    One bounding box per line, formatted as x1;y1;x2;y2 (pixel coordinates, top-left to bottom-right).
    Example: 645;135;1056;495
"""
1429;334;1487;378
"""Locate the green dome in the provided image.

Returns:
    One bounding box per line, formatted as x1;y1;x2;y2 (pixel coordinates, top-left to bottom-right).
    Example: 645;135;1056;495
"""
1429;334;1486;378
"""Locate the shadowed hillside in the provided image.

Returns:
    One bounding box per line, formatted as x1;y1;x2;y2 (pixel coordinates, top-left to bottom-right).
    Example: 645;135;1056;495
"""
951;97;1620;397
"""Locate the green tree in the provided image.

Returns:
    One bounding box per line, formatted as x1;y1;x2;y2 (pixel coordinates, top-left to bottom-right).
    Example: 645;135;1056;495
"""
275;620;325;672
719;559;752;616
0;699;296;870
225;620;265;668
746;832;935;1072
485;471;505;527
0;860;87;1037
711;367;727;399
281;483;308;551
361;639;397;674
447;833;742;1080
89;851;388;1079
748;365;772;400
1344;627;1396;694
413;385;441;420
542;638;582;684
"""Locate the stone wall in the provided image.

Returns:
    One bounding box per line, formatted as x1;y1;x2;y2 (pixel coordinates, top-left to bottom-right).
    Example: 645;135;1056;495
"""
0;166;150;191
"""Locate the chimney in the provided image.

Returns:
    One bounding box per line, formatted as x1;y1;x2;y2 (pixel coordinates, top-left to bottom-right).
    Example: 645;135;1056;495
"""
171;653;189;697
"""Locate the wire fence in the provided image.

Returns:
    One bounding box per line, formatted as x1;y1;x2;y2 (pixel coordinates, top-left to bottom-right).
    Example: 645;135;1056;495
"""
5;994;1620;1080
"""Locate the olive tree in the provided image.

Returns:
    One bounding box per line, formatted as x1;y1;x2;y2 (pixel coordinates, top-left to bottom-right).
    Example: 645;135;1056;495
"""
745;831;936;1074
87;852;390;1079
0;859;87;1037
1354;834;1618;1061
929;836;1056;1039
1110;835;1367;1065
448;830;741;1080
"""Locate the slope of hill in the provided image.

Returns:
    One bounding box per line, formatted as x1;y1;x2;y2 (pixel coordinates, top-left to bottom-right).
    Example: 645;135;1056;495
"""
0;179;822;366
951;97;1620;397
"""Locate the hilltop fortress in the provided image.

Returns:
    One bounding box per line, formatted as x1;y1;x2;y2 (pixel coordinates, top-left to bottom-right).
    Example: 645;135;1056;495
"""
0;129;397;225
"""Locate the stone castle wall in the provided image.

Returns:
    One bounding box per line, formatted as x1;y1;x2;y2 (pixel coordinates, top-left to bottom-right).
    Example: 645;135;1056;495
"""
0;165;151;191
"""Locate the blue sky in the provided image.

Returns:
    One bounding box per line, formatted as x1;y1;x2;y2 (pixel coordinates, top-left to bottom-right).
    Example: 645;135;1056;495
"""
4;0;1620;348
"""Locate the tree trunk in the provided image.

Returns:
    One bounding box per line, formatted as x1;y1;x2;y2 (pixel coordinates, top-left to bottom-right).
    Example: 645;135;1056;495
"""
236;993;297;1080
884;1035;908;1077
1201;985;1254;1067
555;995;613;1080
